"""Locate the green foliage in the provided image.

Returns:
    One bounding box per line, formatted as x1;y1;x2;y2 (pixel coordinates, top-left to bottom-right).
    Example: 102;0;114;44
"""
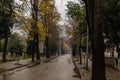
49;27;60;55
49;41;58;55
0;39;4;52
66;1;87;34
0;0;15;39
67;2;82;20
103;0;120;50
26;40;33;55
67;1;86;21
8;33;25;56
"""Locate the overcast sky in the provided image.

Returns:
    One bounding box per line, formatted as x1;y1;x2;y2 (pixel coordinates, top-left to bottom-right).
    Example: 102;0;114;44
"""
54;0;79;38
55;0;79;24
15;0;79;24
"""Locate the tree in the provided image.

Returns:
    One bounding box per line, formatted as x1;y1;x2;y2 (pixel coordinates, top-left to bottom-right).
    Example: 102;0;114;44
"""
66;1;87;63
0;0;15;62
83;0;106;80
0;39;4;52
8;33;25;59
48;22;60;56
40;0;60;58
15;0;44;61
8;33;25;64
15;0;60;60
32;0;40;61
103;0;120;60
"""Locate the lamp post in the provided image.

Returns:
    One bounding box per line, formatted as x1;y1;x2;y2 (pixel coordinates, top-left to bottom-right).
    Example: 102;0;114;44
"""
86;25;89;70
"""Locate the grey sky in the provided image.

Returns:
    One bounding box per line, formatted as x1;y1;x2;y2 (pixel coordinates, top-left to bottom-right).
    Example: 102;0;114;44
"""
55;0;79;24
55;0;79;38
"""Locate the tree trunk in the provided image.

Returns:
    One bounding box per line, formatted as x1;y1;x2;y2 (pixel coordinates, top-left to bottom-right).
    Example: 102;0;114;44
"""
72;43;77;58
35;34;40;60
34;0;40;60
3;25;9;62
79;35;82;64
46;36;50;58
86;26;89;70
31;0;40;61
32;53;35;61
110;48;114;58
91;0;106;80
31;41;35;62
84;0;106;80
3;37;8;62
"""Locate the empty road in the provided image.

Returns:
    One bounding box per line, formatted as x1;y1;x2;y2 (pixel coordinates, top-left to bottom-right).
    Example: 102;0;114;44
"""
0;54;80;80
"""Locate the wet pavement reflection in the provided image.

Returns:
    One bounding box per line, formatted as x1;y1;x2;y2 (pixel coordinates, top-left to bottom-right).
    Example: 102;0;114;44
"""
0;54;80;80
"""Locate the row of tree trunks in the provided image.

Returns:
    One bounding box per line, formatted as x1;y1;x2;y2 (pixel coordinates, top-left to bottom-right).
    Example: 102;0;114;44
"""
3;30;8;62
31;0;40;61
2;0;13;62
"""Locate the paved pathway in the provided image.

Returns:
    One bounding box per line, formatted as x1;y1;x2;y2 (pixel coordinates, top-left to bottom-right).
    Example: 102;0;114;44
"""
0;59;32;70
0;54;80;80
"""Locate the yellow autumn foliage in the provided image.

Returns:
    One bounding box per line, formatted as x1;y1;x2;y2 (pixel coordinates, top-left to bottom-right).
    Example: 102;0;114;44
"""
37;21;47;40
63;42;70;50
14;0;60;41
28;35;34;41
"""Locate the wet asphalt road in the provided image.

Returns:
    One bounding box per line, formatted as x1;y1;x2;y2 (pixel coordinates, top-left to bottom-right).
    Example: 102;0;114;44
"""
0;54;80;80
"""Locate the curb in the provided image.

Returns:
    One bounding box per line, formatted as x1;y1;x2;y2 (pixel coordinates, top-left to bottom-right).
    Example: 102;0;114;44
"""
72;57;82;78
0;62;34;73
0;56;57;73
